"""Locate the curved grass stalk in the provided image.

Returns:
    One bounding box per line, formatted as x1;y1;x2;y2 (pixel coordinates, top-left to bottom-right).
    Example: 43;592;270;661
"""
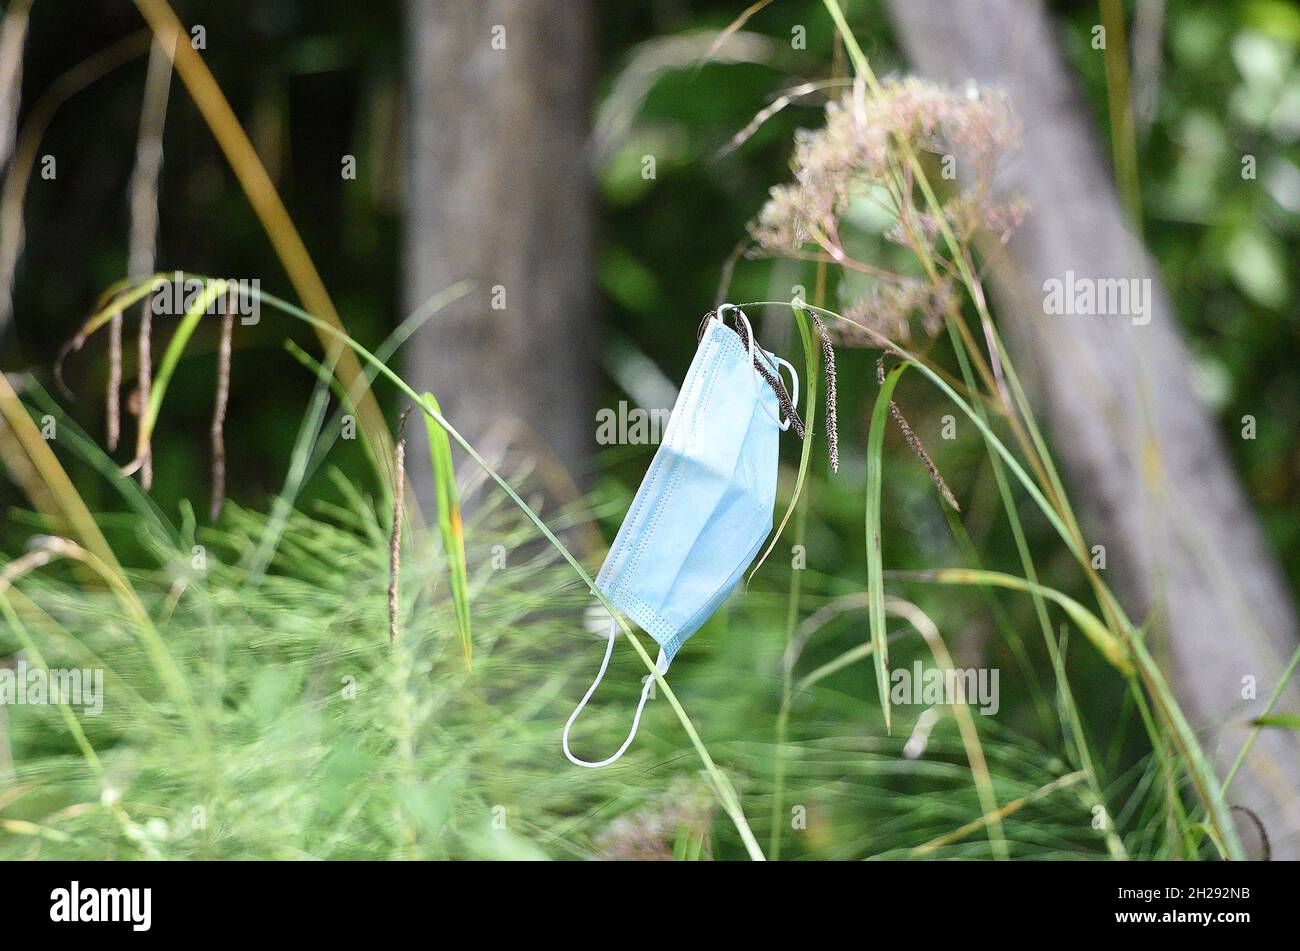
1;585;161;724
0;598;145;850
1;550;171;854
65;274;164;345
132;279;228;471
5;537;205;756
896;568;1138;859
795;641;874;694
784;599;888;698
422;392;473;670
21;377;175;545
865;362;908;733
777;593;1009;858
0;372;124;577
889;569;1130;675
0;554;104;779
1222;644;1300;798
887;597;1008;859
765;305;820;860
748;303;819;586
301;284;475;492
911;770;1086;857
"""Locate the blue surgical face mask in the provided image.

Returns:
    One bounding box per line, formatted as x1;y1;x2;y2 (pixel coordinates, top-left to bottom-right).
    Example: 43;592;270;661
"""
564;306;799;767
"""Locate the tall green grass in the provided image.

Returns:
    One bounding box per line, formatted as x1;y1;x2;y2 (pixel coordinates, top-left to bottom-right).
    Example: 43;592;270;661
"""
0;269;1219;860
1;0;1278;861
0;482;1149;859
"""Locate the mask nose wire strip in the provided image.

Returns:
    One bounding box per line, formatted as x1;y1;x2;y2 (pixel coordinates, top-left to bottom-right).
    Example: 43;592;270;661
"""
562;619;664;768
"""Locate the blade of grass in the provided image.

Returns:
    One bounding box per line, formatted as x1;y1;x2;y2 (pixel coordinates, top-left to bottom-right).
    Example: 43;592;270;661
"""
422;392;473;670
0;373;123;576
889;568;1131;674
20;375;175;545
132;279;227;470
1248;715;1300;730
865;361;908;735
911;770;1086;857
765;302;820;860
242;343;336;582
302;283;473;491
702;0;778;65
748;303;819;584
283;337;385;500
1223;644;1300;795
1098;0;1142;229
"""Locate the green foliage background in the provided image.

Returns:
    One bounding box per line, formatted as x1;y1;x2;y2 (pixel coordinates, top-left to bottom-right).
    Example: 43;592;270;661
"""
0;0;1295;859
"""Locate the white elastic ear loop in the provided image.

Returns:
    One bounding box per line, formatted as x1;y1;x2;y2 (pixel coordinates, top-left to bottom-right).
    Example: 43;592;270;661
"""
562;619;664;768
721;305;792;431
767;354;799;424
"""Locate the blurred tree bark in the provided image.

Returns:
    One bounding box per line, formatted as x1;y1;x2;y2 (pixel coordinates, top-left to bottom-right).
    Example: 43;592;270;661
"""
403;0;595;506
886;0;1300;857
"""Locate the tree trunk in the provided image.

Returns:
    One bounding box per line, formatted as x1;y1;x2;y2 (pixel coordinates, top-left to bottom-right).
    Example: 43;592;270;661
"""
886;0;1300;857
403;0;595;506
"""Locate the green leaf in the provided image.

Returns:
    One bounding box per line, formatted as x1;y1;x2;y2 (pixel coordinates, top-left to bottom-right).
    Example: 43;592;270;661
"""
1249;714;1300;730
139;279;229;457
866;361;908;735
422;392;473;669
748;303;819;585
906;568;1133;676
1225;229;1288;309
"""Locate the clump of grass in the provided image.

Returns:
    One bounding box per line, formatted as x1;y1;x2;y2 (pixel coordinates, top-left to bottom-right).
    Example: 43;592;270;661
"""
1;498;1151;858
1;444;1140;860
735;0;1253;859
0;456;640;858
3;275;1172;859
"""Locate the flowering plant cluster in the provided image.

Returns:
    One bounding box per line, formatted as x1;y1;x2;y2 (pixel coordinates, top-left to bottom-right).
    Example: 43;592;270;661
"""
750;78;1026;344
